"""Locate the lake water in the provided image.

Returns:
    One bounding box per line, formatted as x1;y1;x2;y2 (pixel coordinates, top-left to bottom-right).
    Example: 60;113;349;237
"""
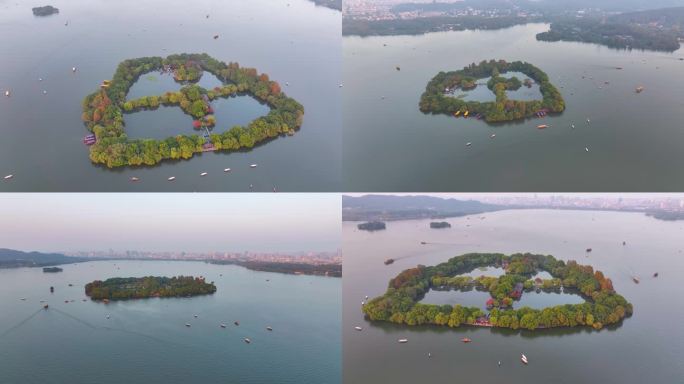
343;209;684;383
452;72;541;102
0;0;341;191
343;24;684;191
0;260;341;384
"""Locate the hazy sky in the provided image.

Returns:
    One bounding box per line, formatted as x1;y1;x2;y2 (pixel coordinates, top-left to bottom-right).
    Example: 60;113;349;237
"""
0;194;340;253
344;193;684;200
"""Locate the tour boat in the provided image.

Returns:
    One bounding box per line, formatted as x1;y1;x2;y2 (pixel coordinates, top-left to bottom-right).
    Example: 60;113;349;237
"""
398;339;408;343
4;90;10;97
461;337;472;343
234;321;240;326
521;354;528;364
537;124;549;129
200;172;208;176
466;142;472;147
4;174;13;180
167;176;176;181
250;164;257;168
244;338;251;344
223;168;231;172
354;326;362;331
220;324;227;328
129;177;140;182
185;323;191;327
266;326;273;331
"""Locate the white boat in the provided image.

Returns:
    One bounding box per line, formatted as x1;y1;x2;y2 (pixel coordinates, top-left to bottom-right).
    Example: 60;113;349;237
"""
571;124;575;129
521;354;528;364
129;177;140;182
185;323;191;327
365;295;369;300
168;176;176;181
585;147;589;152
72;67;77;73
244;338;251;344
339;84;343;88
4;90;10;97
398;339;408;343
466;142;472;147
223;168;231;172
43;90;47;95
250;164;257;168
4;174;13;180
266;326;273;331
354;326;363;331
490;134;496;138
220;324;227;328
200;172;208;176
361;301;365;305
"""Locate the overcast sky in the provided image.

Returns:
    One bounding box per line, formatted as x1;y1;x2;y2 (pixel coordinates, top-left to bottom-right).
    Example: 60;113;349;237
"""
0;194;340;253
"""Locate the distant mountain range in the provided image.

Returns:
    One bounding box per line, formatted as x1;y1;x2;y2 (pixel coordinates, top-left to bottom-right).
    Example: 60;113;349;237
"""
342;195;503;221
0;248;85;268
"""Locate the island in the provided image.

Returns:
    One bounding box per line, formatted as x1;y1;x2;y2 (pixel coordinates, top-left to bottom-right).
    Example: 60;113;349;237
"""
42;267;63;273
84;276;216;300
82;53;304;168
357;221;387;231
419;60;565;123
430;221;451;229
363;253;632;331
32;5;59;16
207;260;342;277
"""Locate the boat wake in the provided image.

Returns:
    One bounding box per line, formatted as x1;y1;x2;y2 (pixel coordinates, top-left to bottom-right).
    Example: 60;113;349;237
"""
0;308;44;339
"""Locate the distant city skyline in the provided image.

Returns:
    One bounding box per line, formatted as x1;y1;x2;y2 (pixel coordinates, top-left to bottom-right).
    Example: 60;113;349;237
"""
0;194;340;253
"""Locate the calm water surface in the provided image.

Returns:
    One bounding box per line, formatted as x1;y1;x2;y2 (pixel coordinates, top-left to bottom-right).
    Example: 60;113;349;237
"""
343;24;684;191
0;0;341;191
0;260;341;384
343;209;684;383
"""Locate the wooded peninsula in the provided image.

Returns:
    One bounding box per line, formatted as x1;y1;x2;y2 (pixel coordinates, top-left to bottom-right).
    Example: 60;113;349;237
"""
85;276;216;300
82;53;304;168
419;60;565;123
363;253;632;331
